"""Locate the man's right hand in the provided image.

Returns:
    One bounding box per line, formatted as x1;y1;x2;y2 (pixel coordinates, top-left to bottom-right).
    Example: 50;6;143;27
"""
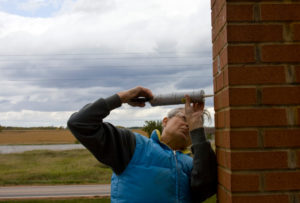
117;86;153;107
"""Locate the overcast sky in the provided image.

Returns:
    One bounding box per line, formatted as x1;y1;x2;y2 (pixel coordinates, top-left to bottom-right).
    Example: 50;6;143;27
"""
0;0;214;128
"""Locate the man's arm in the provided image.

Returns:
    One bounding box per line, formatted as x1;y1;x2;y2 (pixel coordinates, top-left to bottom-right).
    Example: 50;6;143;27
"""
184;95;217;202
67;86;153;175
190;128;217;202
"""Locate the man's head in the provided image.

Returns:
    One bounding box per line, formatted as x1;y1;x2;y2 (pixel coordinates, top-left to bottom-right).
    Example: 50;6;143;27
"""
161;107;192;150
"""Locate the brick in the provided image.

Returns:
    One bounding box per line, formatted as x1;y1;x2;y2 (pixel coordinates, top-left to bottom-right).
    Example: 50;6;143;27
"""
228;66;286;85
227;4;253;22
261;4;300;21
296;66;300;83
231;172;260;192
215;110;225;128
298;108;300;125
229;130;258;149
262;86;300;105
213;58;218;76
218;186;232;203
217;149;231;168
227;24;283;42
215;109;230;129
213;80;217;94
211;0;226;25
219;47;228;70
218;167;231;190
213;52;228;76
228;45;256;64
223;66;229;86
215;130;230;148
213;27;228;58
224;110;230;128
218;167;260;192
215;71;224;92
261;44;300;63
232;194;289;203
212;4;227;42
214;88;229;110
264;129;300;148
265;171;300;191
211;0;216;10
297;150;300;168
231;151;288;170
293;23;300;41
230;108;287;127
215;130;259;149
229;87;257;106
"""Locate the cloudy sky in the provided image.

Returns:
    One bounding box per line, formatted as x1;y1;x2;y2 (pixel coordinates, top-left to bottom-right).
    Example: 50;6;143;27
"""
0;0;214;128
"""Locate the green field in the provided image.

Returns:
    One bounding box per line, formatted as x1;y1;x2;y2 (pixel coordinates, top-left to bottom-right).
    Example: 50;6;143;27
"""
0;149;112;185
0;149;216;202
0;196;216;203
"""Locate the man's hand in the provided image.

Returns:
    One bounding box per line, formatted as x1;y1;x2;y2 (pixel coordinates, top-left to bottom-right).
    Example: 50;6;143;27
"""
185;95;204;131
117;86;153;107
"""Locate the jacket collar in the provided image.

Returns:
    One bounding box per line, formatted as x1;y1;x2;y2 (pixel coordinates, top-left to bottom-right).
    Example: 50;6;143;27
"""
150;129;192;155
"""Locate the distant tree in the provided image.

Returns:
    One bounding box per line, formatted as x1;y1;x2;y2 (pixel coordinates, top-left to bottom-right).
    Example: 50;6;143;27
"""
0;125;3;132
206;133;212;140
142;120;162;137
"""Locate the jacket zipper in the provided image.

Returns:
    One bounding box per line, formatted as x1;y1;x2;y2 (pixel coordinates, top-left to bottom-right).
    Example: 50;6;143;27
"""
173;150;179;203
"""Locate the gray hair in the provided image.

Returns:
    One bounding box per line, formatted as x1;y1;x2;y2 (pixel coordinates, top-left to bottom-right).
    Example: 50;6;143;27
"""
167;107;184;118
166;107;211;126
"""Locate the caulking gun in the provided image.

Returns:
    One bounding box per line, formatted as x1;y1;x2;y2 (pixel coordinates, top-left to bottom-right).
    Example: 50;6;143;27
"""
129;90;214;106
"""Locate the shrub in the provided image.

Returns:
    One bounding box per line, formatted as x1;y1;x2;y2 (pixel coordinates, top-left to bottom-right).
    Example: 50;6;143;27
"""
142;120;162;137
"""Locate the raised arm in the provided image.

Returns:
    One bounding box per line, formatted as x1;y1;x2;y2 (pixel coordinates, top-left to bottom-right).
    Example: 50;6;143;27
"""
67;86;153;175
185;95;218;202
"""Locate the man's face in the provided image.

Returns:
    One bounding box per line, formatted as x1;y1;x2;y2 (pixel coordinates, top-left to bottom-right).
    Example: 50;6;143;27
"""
162;110;192;149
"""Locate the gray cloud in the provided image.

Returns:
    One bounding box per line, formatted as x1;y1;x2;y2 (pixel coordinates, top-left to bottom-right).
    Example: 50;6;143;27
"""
0;0;214;126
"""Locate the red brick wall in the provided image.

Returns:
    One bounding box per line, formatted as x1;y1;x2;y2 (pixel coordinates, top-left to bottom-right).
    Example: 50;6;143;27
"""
212;0;300;202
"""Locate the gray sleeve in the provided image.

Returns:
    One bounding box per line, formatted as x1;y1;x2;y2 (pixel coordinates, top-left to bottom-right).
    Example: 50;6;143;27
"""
190;128;217;202
67;94;136;175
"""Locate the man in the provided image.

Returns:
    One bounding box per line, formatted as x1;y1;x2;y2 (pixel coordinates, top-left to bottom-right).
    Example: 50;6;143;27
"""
67;86;217;203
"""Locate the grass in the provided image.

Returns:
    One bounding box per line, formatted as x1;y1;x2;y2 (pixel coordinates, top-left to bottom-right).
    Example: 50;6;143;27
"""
0;196;216;203
0;149;112;186
205;195;217;203
0;149;216;202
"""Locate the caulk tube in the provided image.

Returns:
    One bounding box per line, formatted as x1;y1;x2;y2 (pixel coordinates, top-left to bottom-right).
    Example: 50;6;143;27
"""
149;90;205;106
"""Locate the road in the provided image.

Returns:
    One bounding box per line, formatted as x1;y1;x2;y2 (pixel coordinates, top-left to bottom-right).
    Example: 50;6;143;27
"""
0;184;110;200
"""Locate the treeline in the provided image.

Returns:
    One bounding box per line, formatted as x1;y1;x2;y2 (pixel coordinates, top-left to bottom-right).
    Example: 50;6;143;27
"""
0;123;215;140
140;120;215;140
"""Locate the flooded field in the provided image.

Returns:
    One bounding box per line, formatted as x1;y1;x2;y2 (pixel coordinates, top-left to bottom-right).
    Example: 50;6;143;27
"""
0;128;147;154
0;144;85;154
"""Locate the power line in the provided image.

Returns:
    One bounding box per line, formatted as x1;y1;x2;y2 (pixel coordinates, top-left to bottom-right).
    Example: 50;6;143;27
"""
0;57;210;62
0;64;211;69
0;51;211;57
0;76;213;82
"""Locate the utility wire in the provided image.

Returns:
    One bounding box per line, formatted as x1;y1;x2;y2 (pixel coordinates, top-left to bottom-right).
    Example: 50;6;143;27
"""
0;51;211;56
0;64;211;69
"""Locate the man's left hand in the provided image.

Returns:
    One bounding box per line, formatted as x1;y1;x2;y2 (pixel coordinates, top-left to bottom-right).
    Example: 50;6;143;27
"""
184;95;204;131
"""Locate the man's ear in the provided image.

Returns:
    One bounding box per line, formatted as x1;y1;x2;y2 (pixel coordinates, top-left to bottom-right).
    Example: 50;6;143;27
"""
162;117;168;128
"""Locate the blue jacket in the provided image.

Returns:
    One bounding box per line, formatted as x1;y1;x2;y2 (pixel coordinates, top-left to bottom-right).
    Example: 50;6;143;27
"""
111;130;193;203
68;95;217;202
